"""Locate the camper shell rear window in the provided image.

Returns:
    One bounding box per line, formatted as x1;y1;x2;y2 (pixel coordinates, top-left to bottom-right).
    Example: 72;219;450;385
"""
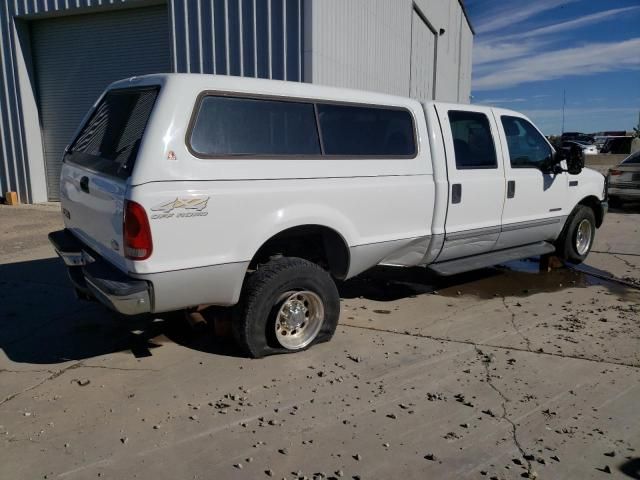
64;87;159;179
187;93;417;158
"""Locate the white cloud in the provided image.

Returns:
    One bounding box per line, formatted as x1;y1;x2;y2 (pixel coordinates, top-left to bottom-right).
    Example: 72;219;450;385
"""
510;6;640;39
523;107;639;120
475;97;527;105
473;6;640;68
523;107;639;134
472;4;640;89
475;0;579;34
473;38;640;91
474;41;540;66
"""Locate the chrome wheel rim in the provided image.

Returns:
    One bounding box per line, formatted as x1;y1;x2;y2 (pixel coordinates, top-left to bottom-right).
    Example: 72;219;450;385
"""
274;291;324;350
575;219;592;256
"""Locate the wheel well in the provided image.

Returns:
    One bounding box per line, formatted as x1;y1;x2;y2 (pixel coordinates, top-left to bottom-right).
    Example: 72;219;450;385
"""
250;225;350;280
578;196;604;227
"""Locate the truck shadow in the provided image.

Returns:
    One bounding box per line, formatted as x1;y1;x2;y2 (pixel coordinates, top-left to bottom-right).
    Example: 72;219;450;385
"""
0;255;633;365
0;257;248;365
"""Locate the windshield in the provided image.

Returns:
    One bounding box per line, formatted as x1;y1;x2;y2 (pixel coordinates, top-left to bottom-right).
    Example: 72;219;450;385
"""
65;87;159;179
622;150;640;164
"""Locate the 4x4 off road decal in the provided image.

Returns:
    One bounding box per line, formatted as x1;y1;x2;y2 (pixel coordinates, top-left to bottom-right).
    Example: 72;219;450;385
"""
150;197;209;219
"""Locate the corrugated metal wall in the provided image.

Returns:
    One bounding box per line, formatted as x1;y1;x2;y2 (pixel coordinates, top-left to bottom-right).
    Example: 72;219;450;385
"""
308;0;473;104
0;0;304;203
458;17;473;103
308;0;412;98
170;0;303;79
410;8;437;104
0;0;29;202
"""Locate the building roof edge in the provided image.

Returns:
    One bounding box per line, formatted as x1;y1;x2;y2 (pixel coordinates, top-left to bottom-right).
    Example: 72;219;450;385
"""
458;0;475;35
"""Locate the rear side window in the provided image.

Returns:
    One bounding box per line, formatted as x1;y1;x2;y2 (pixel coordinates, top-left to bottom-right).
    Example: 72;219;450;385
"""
501;116;552;168
316;104;416;156
66;87;159;179
189;96;321;156
603;137;632;154
448;111;497;169
623;151;640;164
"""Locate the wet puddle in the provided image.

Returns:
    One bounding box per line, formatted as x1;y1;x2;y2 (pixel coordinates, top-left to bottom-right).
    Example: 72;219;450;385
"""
439;259;603;299
339;258;632;302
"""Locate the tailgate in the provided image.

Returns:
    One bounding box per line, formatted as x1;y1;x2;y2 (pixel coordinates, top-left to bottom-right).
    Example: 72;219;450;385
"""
59;87;160;270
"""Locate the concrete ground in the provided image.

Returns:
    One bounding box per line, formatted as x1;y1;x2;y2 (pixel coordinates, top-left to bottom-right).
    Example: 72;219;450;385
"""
1;201;639;480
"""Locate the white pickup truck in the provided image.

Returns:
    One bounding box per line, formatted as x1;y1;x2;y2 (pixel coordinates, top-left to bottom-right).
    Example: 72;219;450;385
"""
49;74;607;357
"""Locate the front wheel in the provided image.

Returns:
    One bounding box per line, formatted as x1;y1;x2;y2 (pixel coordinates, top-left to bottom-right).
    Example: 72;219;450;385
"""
555;205;596;264
232;257;340;358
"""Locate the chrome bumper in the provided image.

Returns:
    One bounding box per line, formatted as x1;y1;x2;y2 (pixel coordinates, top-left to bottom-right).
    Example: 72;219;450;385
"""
48;230;152;316
84;276;152;316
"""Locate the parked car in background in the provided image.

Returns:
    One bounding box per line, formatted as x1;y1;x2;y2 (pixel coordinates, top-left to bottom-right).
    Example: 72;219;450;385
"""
576;134;595;144
594;136;609;152
562;140;598;156
560;132;581;142
561;132;595;144
601;136;633;155
608;150;640;206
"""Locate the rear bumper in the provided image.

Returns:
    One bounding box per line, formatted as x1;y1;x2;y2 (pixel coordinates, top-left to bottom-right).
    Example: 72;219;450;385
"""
608;186;640;200
48;229;151;315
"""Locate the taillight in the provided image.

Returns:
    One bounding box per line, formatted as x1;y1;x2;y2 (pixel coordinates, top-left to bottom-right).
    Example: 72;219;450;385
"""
609;169;622;176
124;200;153;260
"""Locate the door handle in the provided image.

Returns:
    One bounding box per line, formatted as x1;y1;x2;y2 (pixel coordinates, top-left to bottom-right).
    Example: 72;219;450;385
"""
451;183;462;204
79;176;90;193
507;180;516;199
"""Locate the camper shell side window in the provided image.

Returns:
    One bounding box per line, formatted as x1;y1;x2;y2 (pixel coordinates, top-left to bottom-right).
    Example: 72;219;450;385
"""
187;92;418;159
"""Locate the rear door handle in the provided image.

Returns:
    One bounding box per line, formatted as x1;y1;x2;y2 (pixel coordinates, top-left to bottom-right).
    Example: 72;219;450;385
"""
79;176;90;193
451;183;462;204
507;180;516;199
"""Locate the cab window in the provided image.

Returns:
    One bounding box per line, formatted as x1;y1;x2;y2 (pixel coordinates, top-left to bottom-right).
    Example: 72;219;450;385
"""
448;111;497;169
501;116;552;168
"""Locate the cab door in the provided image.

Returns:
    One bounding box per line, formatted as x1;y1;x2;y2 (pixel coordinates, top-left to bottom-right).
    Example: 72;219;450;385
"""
435;104;506;262
493;111;568;250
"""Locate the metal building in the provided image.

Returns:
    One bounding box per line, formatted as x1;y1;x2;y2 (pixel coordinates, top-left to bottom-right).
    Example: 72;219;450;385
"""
0;0;473;203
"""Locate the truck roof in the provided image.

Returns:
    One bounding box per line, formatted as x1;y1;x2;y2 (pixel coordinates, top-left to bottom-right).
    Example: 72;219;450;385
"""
108;73;485;112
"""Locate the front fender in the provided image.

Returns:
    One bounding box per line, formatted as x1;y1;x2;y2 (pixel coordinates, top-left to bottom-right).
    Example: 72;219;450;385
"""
567;168;606;222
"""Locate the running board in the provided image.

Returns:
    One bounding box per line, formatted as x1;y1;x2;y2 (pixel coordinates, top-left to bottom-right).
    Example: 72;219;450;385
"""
427;241;556;276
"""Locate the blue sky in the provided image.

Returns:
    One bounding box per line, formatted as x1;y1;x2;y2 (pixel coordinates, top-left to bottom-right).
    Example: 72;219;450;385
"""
465;0;640;135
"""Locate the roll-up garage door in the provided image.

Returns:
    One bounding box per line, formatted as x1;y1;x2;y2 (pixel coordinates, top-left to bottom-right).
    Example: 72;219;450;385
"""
31;5;171;200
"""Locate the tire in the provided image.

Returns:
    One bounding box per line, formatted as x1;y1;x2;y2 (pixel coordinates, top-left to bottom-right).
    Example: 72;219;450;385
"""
232;257;340;358
555;205;596;264
608;196;623;209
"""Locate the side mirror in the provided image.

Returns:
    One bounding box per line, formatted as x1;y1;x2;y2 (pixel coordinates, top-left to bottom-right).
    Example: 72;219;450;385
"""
541;150;565;174
544;146;583;175
565;144;584;175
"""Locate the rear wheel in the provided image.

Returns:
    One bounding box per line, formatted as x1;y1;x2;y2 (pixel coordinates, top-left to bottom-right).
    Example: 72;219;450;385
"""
555;205;596;264
232;257;340;358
